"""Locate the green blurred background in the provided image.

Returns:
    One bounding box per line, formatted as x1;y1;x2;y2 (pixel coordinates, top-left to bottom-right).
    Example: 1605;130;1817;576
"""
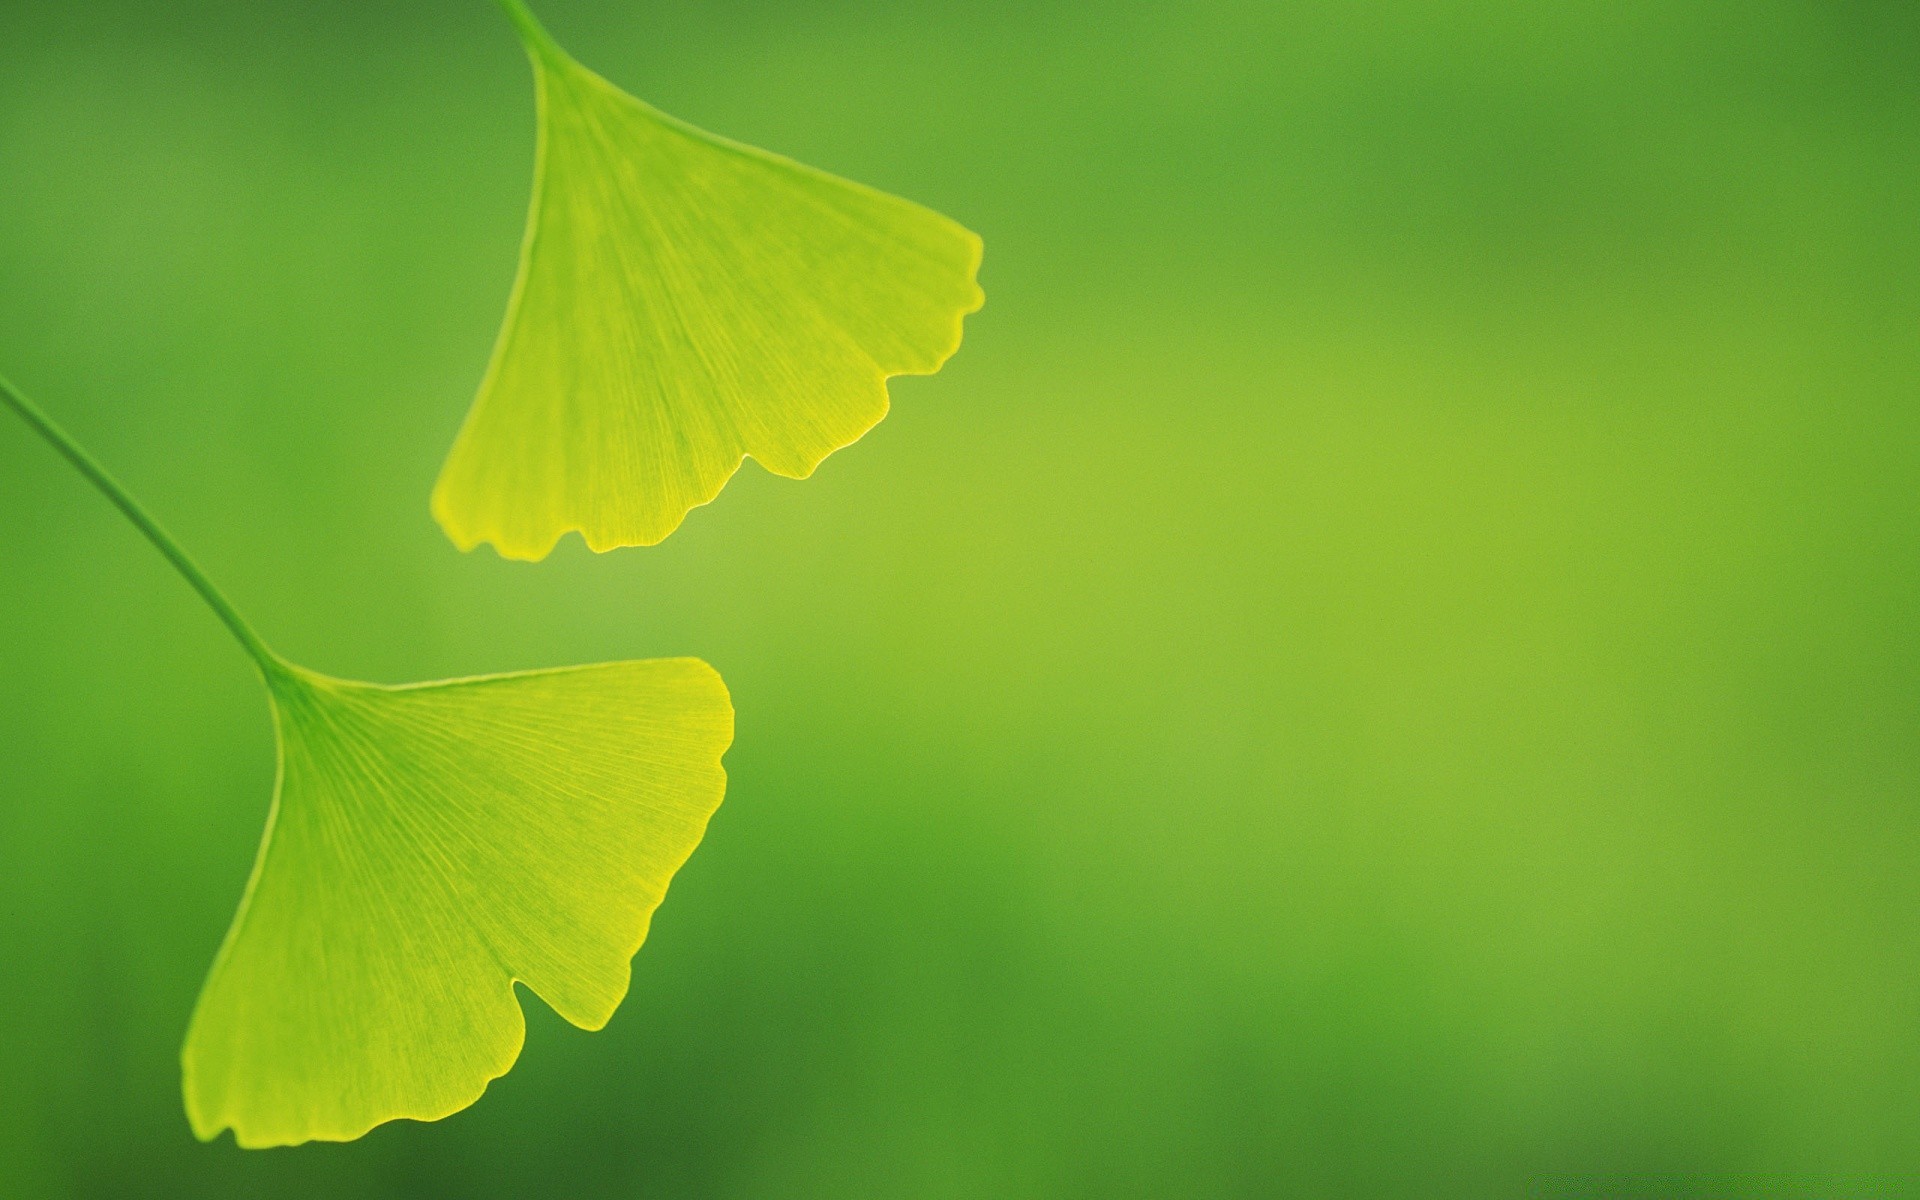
2;0;1918;1193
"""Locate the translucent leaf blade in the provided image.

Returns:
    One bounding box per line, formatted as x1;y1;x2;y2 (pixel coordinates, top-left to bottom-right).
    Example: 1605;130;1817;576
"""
432;33;985;560
182;657;732;1148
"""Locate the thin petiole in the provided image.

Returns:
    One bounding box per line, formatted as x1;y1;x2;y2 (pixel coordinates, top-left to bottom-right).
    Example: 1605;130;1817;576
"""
492;0;562;59
0;372;286;680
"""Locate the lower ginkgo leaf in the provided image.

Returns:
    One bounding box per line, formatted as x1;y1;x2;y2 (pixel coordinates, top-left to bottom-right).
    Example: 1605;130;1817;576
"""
181;656;733;1149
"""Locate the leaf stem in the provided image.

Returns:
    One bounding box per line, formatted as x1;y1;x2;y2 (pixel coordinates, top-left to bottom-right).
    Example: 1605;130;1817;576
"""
492;0;562;59
0;372;287;680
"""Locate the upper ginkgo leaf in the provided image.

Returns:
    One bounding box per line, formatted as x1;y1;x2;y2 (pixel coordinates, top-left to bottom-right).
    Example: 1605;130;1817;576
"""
181;656;732;1148
431;7;985;560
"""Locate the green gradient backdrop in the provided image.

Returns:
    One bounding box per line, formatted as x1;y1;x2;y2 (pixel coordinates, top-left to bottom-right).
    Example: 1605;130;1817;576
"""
2;0;1918;1194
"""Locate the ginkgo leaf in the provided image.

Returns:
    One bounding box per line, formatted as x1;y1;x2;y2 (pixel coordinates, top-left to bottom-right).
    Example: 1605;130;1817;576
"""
182;656;733;1148
431;1;985;560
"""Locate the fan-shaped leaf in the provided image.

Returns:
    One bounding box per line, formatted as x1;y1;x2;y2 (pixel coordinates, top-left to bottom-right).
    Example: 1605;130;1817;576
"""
432;7;985;560
182;656;732;1148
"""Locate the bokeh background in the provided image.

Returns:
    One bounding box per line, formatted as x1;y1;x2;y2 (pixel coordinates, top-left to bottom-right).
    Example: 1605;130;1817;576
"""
2;0;1918;1194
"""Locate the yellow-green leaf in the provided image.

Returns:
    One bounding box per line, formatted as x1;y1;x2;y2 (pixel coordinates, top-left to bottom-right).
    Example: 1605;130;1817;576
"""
182;657;732;1148
432;3;985;560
